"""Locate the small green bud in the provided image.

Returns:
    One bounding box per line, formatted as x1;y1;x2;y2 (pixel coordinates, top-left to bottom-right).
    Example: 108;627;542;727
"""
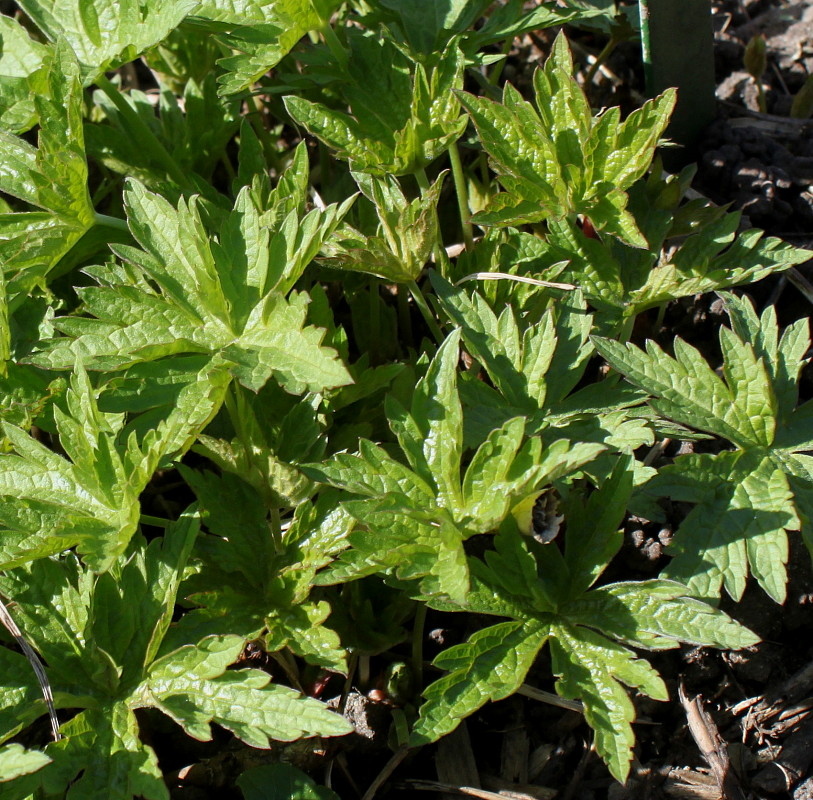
791;74;813;119
744;34;767;81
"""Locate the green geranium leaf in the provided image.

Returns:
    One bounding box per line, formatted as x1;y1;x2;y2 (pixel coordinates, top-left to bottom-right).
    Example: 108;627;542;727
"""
28;168;353;396
0;15;49;133
17;0;196;84
0;744;51;782
0;41;94;301
595;293;812;601
411;458;759;782
307;329;600;602
284;32;466;176
0;364;226;572
431;273;651;461
0;508;350;799
459;32;675;246
533;169;813;329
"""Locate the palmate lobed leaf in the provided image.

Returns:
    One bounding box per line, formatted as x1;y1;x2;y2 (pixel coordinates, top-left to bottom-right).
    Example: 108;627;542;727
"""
525;170;813;329
40;705;168;800
458;32;675;246
284;32;467;176
409;620;549;746
550;625;666;782
595;292;812;601
623;209;813;316
28;176;353;397
17;0;196;84
593;336;775;449
0;364;226;572
429;597;747;787
430;274;653;468
307;330;599;601
412;461;758;782
639;450;796;602
0;509;351;799
0;41;95;303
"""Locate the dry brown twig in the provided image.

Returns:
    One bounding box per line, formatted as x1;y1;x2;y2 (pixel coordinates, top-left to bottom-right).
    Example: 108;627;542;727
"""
679;683;745;800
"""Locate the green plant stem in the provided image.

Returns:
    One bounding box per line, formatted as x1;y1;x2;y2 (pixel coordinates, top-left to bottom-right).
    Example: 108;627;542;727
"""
268;506;284;555
271;649;302;691
653;303;667;332
140;514;171;528
224;383;282;556
90;166;117;206
247;101;279;167
415;167;450;278
411;602;427;693
755;79;767;113
488;37;514;86
618;314;636;344
368;280;381;364
220;152;237;183
407;280;444;344
359;654;371;687
584;36;621;91
397;284;413;348
448;141;474;252
339;651;358;712
96;75;194;192
321;22;348;70
391;708;410;747
478;150;490;186
93;212;129;233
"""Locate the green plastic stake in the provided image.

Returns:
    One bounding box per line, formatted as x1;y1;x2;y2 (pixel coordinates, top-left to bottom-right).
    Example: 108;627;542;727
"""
639;0;716;167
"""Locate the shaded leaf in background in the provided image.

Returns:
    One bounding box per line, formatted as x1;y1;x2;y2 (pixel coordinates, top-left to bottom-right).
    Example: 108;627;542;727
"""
319;171;444;282
172;469;352;672
86;74;241;196
285;31;467;176
238;763;340;800
189;0;342;96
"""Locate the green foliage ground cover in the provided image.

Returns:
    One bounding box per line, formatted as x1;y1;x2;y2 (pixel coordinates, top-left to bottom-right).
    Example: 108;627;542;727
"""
0;1;809;796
